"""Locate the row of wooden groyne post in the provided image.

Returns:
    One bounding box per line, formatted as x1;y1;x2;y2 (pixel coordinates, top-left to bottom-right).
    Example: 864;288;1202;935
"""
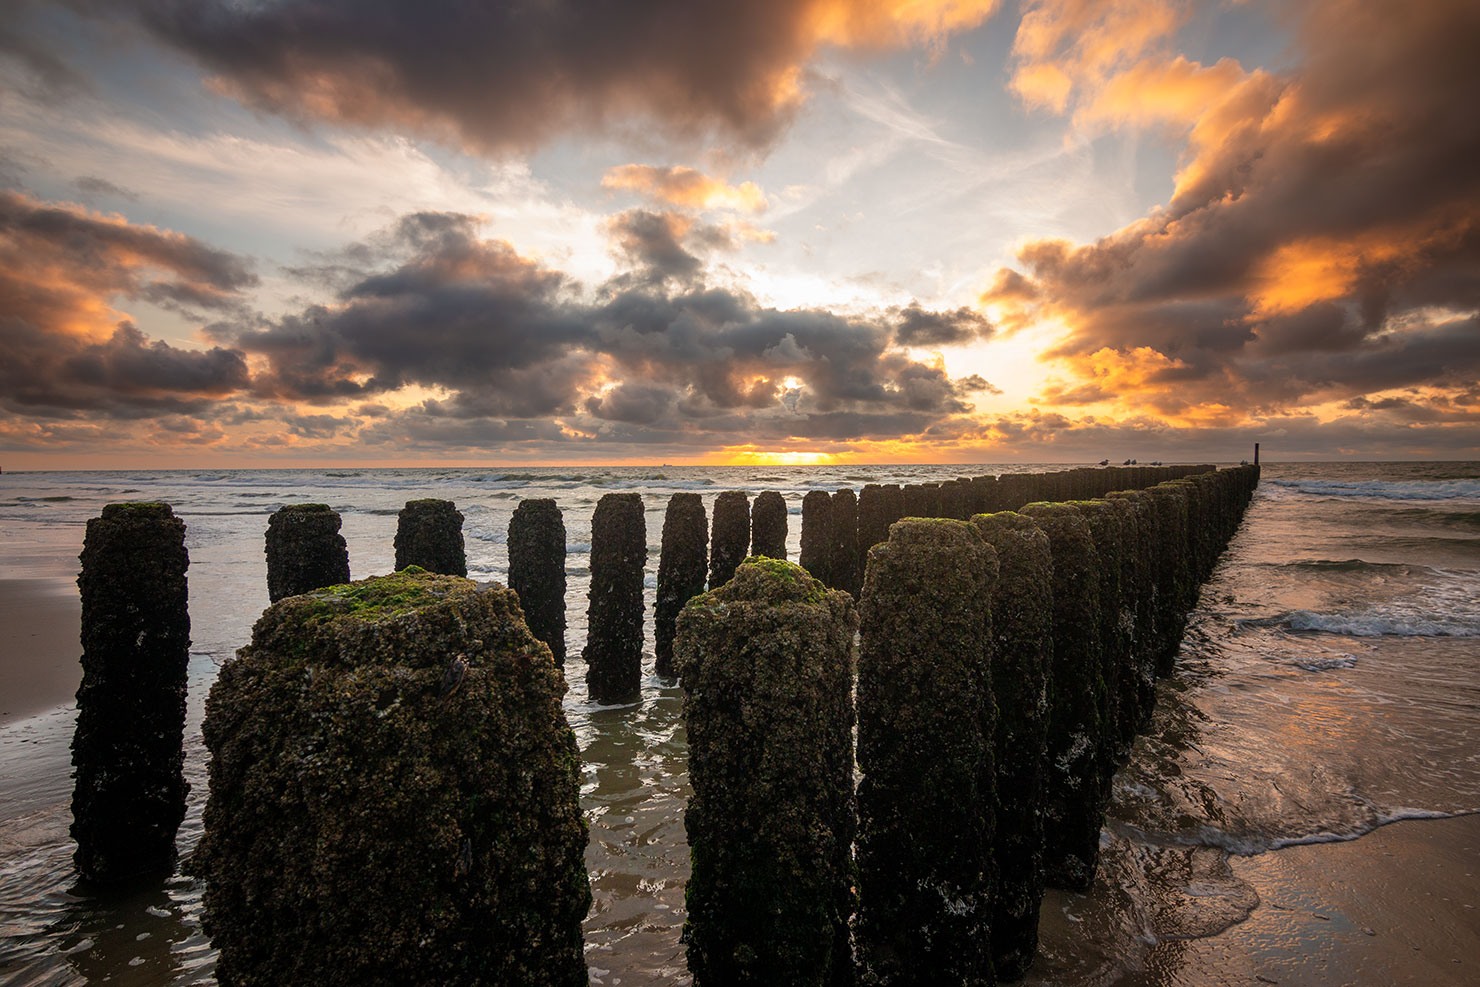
68;463;1259;986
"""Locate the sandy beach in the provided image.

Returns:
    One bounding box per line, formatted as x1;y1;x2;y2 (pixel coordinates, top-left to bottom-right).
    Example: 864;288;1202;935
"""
0;578;80;727
1118;814;1480;986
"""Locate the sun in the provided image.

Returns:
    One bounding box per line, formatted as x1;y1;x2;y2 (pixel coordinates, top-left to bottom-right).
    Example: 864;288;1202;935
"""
708;446;839;466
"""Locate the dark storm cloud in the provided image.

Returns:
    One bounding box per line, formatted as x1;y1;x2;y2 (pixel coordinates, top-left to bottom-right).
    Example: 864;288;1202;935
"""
70;0;993;155
987;0;1480;416
893;302;994;347
0;191;255;417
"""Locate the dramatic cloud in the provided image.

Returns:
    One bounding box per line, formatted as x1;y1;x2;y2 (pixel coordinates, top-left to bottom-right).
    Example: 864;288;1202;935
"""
100;0;1000;154
893;302;994;347
0;191;254;416
988;0;1480;422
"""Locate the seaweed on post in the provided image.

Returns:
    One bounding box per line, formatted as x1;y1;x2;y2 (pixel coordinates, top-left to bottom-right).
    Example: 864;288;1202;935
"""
394;498;467;577
193;572;591;987
676;559;857;987
856;519;998;986
709;491;751;589
508;498;567;663
264;503;350;602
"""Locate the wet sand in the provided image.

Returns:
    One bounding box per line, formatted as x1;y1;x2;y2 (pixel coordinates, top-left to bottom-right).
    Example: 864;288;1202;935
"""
1127;814;1480;987
0;578;80;726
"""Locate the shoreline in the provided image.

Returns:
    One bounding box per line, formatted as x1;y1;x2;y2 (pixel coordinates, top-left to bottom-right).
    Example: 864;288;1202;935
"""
0;577;81;727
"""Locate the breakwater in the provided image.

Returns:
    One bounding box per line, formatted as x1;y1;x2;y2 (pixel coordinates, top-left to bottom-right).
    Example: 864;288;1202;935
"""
63;464;1255;987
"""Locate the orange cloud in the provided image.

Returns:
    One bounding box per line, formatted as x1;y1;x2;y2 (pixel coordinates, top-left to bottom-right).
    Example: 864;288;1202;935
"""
1010;0;1184;112
603;165;769;213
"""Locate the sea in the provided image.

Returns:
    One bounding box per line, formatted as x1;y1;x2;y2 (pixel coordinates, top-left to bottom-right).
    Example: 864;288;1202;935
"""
0;461;1476;985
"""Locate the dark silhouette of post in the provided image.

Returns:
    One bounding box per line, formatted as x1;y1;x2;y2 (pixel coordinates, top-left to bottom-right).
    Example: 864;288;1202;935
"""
655;493;707;678
585;493;646;704
709;491;750;589
194;571;590;987
799;489;833;585
857;484;890;559
829;488;861;599
394;498;466;576
508;498;567;663
750;490;788;560
265;503;350;602
676;559;856;987
856;519;998;985
71;502;191;884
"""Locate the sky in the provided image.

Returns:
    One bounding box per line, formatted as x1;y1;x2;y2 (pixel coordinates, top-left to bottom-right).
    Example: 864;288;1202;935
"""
0;0;1476;467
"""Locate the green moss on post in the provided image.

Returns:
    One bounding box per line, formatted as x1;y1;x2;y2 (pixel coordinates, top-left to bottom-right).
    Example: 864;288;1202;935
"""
508;498;567;664
394;498;467;577
585;493;647;704
800;489;833;585
856;519;998;986
676;560;857;987
1020;503;1105;892
265;503;350;602
193;572;590;986
972;511;1052;982
71;502;190;883
710;491;751;589
750;490;788;560
829;488;861;599
656;493;708;679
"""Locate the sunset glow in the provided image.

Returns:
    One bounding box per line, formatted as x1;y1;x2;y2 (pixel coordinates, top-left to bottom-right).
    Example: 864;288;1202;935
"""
0;0;1475;467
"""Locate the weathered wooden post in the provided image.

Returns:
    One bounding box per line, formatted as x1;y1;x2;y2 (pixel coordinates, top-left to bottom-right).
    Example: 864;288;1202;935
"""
799;489;833;585
677;560;856;987
938;479;967;520
656;493;707;678
193;572;591;986
71;502;191;883
1103;491;1156;734
709;491;751;589
1021;503;1106;891
1070;499;1131;784
1143;485;1192;676
856;519;998;985
508;498;567;663
394;498;466;576
857;484;890;559
585;492;647;704
750;490;788;560
972;511;1053;981
829;488;861;598
264;503;350;602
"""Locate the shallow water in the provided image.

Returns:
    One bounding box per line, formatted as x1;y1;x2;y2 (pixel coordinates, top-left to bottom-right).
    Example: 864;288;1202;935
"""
2;461;1477;985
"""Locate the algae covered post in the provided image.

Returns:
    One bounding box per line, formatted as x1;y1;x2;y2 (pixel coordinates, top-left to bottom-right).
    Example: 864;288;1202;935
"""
676;559;857;987
1021;502;1106;892
508;498;568;663
585;492;647;704
750;490;788;560
71;502;191;884
972;511;1053;981
709;491;751;589
264;503;350;602
193;572;591;986
393;498;467;576
655;492;708;679
856;519;999;986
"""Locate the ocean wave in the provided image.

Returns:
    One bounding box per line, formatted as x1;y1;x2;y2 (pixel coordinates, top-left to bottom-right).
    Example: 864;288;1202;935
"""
1240;607;1480;638
1195;807;1479;857
1268;478;1480;501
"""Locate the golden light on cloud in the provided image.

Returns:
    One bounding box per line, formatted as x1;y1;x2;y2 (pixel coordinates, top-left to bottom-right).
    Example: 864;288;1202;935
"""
603;165;768;213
